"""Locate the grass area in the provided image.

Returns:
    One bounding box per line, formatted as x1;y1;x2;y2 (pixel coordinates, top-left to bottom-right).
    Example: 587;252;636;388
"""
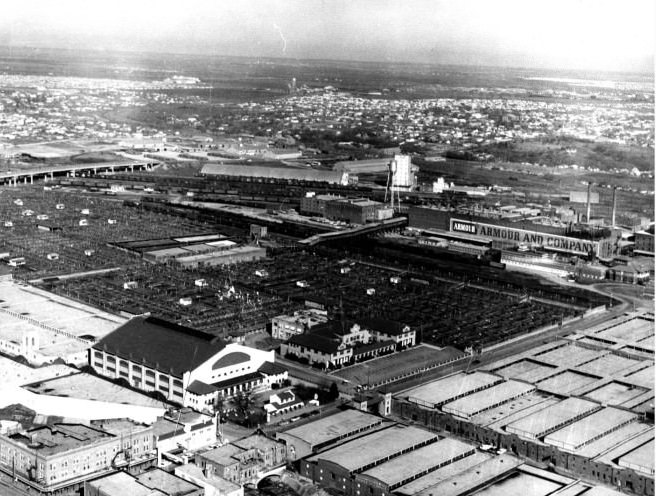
477;137;654;173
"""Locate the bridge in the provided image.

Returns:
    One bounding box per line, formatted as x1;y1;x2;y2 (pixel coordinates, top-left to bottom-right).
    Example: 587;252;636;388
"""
298;216;407;246
0;160;159;186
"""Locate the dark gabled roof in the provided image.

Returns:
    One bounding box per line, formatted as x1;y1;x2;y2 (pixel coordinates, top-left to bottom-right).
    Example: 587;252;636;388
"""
92;316;227;378
310;320;358;339
211;371;262;390
275;391;296;404
258;361;287;376
187;380;218;396
288;333;341;355
353;340;395;355
358;317;411;336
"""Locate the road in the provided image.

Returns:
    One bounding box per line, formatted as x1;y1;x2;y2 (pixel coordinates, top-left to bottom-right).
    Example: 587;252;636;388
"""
279;301;629;397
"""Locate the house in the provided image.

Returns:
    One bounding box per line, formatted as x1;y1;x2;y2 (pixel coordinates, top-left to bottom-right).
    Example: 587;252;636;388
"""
264;390;305;421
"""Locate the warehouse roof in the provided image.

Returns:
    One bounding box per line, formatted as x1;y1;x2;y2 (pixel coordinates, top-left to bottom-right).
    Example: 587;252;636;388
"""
360;438;475;487
617;439;655;475
544;407;638;451
406;372;502;408
201;163;347;184
576;423;652;459
506;397;601;439
93;316;227;378
309;425;438;473
278;409;383;448
412;454;523;496
396;451;492;495
442;380;536;419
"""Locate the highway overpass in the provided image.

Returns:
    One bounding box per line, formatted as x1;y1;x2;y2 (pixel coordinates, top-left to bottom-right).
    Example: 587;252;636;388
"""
0;160;159;186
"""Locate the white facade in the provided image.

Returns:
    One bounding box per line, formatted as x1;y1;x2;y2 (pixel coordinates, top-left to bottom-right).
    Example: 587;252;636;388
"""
390;154;414;188
185;344;274;387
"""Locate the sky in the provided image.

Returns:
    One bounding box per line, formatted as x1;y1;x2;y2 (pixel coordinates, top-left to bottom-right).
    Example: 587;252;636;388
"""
1;0;654;73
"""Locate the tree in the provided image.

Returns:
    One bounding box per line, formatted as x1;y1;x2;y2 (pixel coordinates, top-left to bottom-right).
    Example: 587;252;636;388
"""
328;382;339;402
234;390;254;418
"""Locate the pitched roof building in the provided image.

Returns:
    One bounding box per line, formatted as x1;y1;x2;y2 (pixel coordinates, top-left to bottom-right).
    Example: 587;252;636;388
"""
90;316;284;412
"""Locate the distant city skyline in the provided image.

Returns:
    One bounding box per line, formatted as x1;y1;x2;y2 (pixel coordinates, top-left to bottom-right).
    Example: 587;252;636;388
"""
2;0;654;73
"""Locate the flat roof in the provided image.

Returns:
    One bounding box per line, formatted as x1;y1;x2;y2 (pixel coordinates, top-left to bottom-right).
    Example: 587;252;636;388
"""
623;365;655;389
135;468;202;495
0;356;75;387
360;438;475;487
575;354;642;376
206;239;236;248
0;280;125;341
8;423;112;456
544;408;638;451
175;464;241;493
199;443;244;466
506;397;600;439
233;433;282;452
618;439;655;475
146;247;190;258
278;409;382;448
472;393;558;430
576;422;652;459
532;344;602;369
413;454;523;496
396;451;492;495
492;359;558;383
443;380;536;419
536;370;602;395
594;429;654;466
87;471;159;496
23;372;168;409
173;234;226;243
471;470;564;496
309;425;438;473
584;381;650;406
406;372;502;408
595;317;654;343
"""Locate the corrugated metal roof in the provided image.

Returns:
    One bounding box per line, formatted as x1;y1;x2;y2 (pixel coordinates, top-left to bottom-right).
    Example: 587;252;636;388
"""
201;163;347;184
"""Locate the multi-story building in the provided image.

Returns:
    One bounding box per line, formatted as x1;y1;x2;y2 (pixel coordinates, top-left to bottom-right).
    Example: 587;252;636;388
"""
90;316;284;412
300;194;345;216
358;318;416;348
195;434;286;485
85;467;203;496
152;409;217;464
634;226;654;255
280;319;410;368
270;309;328;340
0;420;153;493
300;195;393;224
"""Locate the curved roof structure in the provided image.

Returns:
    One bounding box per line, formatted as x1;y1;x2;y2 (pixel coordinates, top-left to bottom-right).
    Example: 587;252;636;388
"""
201;163;348;184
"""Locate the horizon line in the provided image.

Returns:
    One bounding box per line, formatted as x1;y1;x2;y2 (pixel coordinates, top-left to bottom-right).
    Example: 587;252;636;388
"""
1;44;653;77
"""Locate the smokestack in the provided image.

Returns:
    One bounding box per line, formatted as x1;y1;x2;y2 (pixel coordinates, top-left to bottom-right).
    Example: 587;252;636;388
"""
611;187;617;228
586;182;592;224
